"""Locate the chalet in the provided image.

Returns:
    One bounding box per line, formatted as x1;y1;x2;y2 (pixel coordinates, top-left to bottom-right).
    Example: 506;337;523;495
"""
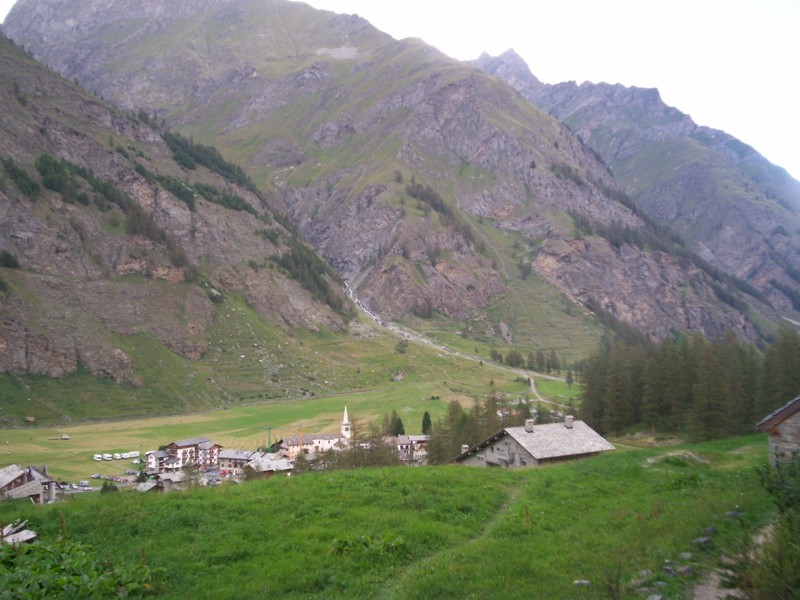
145;450;171;473
0;464;54;504
218;449;256;475
452;416;614;468
756;395;800;465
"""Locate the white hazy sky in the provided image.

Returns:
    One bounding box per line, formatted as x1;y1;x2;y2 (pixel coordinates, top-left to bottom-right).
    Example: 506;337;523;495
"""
2;0;798;178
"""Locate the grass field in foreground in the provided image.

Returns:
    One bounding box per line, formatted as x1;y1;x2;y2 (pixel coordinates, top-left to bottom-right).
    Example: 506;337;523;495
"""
2;435;773;599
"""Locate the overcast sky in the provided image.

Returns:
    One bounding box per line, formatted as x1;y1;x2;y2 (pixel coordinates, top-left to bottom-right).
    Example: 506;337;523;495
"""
2;0;798;178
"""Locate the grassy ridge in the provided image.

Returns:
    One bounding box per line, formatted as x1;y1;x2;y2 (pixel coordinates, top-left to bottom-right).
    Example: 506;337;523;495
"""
2;435;772;598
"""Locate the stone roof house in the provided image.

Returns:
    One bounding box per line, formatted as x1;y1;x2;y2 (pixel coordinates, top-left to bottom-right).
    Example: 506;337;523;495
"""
245;452;293;479
756;395;800;465
452;417;614;468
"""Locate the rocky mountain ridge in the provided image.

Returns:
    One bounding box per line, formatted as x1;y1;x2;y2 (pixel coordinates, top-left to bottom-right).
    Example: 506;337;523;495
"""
473;49;800;316
0;0;779;397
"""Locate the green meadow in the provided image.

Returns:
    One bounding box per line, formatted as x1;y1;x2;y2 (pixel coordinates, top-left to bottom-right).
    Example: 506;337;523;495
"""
2;435;773;599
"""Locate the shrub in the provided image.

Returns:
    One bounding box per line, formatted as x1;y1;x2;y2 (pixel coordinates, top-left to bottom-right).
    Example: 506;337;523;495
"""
0;538;157;596
2;158;39;199
0;250;20;269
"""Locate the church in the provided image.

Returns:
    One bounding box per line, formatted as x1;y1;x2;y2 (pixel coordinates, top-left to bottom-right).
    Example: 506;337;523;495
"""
282;407;352;458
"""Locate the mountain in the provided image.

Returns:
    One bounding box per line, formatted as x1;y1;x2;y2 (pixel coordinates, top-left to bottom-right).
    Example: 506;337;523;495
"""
0;31;352;408
473;49;800;316
0;0;777;396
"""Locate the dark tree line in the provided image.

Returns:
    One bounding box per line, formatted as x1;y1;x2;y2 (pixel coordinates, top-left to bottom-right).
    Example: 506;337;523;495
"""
489;347;570;376
163;131;260;196
579;327;800;439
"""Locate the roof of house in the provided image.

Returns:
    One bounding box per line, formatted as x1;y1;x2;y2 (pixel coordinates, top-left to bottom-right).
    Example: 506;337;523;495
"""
135;481;158;493
0;464;25;489
453;420;614;463
198;441;221;450
219;449;255;461
25;465;52;483
147;450;170;459
168;436;211;448
756;395;800;431
246;452;293;473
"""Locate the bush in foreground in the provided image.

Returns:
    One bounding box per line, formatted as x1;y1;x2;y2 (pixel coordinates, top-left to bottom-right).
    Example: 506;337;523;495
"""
0;537;157;598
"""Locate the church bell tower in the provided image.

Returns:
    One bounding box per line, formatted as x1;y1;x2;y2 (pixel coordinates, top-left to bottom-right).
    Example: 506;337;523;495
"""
341;406;351;440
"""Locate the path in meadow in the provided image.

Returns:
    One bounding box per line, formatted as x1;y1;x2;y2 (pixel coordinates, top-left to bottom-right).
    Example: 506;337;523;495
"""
378;484;523;599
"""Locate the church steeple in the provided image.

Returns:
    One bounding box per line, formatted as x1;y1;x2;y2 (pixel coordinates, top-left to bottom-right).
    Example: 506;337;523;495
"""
341;406;351;439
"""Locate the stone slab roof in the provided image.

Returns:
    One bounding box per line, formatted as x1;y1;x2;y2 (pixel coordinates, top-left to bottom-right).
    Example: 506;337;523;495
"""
169;436;211;448
756;395;800;431
505;421;615;460
246;452;293;473
453;420;614;463
219;449;255;461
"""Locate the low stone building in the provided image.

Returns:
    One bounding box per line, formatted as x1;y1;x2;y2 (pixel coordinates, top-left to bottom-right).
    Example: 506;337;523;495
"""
452;416;614;468
245;452;293;479
756;395;800;465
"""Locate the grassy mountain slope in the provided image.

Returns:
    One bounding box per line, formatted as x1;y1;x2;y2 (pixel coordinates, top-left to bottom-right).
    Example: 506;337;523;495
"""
2;435;773;598
474;49;800;317
2;0;777;348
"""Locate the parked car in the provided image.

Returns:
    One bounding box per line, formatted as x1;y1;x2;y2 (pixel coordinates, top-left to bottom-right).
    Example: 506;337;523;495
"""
91;474;102;479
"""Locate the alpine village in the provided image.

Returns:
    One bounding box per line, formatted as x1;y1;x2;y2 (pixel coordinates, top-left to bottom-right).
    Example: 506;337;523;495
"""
0;1;799;598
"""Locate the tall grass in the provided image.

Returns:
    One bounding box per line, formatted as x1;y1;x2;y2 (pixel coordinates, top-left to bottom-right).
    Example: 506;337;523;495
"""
2;436;773;599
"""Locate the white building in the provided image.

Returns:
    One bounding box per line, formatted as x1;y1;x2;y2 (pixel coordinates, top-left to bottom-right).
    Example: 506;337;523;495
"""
283;407;352;458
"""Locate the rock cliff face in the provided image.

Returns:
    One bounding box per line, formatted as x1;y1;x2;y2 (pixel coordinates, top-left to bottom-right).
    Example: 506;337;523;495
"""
0;0;778;356
0;33;347;383
474;49;800;315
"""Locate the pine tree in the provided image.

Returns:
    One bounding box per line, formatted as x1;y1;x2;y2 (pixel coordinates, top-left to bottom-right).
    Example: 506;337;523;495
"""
760;326;800;415
579;350;609;433
690;337;726;440
421;411;432;435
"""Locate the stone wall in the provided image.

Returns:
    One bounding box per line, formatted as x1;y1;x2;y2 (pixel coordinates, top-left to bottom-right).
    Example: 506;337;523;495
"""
769;410;800;464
